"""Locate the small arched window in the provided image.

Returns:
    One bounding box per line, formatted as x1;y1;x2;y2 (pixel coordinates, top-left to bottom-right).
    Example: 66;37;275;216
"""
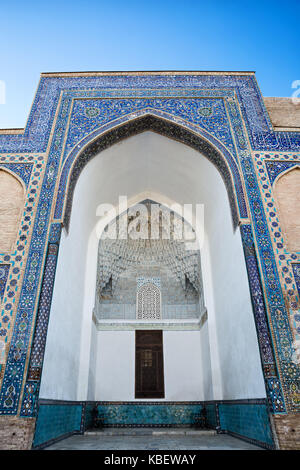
274;167;300;252
0;169;24;253
136;282;162;320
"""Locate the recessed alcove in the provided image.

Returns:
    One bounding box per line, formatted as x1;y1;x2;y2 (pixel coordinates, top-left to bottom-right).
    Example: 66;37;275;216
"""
40;131;265;404
274;166;300;252
0;169;24;253
94;200;205;327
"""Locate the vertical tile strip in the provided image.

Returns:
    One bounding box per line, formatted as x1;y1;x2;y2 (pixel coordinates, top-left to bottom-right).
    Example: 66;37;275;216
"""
20;224;61;417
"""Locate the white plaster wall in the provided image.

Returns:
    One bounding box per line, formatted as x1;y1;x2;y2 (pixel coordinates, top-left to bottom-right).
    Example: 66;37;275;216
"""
93;331;135;401
93;330;204;401
200;320;214;400
87;321;98;401
206;206;265;399
163;331;204;401
40;131;266;402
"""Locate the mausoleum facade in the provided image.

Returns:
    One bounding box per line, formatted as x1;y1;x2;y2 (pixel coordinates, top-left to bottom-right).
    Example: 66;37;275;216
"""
0;71;299;449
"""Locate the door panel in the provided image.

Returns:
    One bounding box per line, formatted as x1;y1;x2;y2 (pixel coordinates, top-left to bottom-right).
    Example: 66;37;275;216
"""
135;330;164;398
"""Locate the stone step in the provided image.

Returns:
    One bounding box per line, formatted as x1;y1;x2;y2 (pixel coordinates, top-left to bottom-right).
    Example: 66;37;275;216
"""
85;427;216;437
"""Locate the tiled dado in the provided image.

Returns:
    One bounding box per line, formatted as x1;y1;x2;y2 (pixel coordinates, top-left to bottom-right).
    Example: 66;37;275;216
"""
32;399;84;449
92;401;204;427
32;398;275;449
216;400;275;449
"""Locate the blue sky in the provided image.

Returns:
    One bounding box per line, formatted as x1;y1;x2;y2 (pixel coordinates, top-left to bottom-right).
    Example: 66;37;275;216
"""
0;0;299;128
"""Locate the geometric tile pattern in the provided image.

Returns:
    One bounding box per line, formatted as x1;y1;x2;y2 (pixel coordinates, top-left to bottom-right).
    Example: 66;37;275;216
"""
292;264;300;299
0;163;33;188
0;72;299;420
20;224;61;417
57;112;246;229
0;154;45;415
253;152;300;411
0;265;10;302
0;74;299;153
265;160;300;185
240;224;285;413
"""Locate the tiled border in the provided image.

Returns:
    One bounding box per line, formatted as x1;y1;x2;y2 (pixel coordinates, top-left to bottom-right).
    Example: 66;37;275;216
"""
57;113;245;230
0;73;299;153
253;152;300;410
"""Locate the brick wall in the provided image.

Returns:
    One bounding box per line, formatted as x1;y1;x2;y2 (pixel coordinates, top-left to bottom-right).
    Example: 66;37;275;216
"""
274;167;300;252
264;97;300;130
273;413;300;450
0;416;35;450
0;169;24;252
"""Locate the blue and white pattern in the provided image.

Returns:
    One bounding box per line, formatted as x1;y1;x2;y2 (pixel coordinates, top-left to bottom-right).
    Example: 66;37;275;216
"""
0;72;299;418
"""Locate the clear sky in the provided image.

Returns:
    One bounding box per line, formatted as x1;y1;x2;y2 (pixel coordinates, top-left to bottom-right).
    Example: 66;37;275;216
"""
0;0;299;129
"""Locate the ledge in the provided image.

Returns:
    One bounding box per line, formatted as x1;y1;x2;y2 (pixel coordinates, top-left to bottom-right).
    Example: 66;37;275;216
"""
94;312;207;331
40;70;256;78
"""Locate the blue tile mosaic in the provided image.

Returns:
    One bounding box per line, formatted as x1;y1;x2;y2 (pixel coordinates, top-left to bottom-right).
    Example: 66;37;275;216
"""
292;264;300;298
265;160;300;185
0;163;33;188
0;74;299;153
0;265;10;302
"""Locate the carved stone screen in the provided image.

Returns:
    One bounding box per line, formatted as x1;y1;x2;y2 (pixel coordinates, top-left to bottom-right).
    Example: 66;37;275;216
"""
136;278;162;320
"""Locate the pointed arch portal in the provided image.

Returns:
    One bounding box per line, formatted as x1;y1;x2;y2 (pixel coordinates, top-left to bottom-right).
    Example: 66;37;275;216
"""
1;72;298;450
54;113;247;230
38;129;267;421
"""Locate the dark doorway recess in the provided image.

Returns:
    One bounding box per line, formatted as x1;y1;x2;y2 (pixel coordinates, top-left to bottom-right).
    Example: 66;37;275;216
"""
135;330;165;399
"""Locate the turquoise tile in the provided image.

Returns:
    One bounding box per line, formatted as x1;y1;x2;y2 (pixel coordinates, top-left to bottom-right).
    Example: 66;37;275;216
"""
96;404;202;426
33;403;82;447
218;403;274;447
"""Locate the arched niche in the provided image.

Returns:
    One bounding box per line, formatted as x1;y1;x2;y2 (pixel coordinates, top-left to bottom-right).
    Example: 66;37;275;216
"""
40;131;265;404
274;166;300;252
0;169;24;253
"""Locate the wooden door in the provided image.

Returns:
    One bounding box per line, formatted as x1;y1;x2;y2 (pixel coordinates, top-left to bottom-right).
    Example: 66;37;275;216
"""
135;330;164;399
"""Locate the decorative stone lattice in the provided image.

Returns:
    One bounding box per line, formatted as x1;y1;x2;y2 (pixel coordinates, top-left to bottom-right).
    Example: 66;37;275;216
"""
136;281;162;320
